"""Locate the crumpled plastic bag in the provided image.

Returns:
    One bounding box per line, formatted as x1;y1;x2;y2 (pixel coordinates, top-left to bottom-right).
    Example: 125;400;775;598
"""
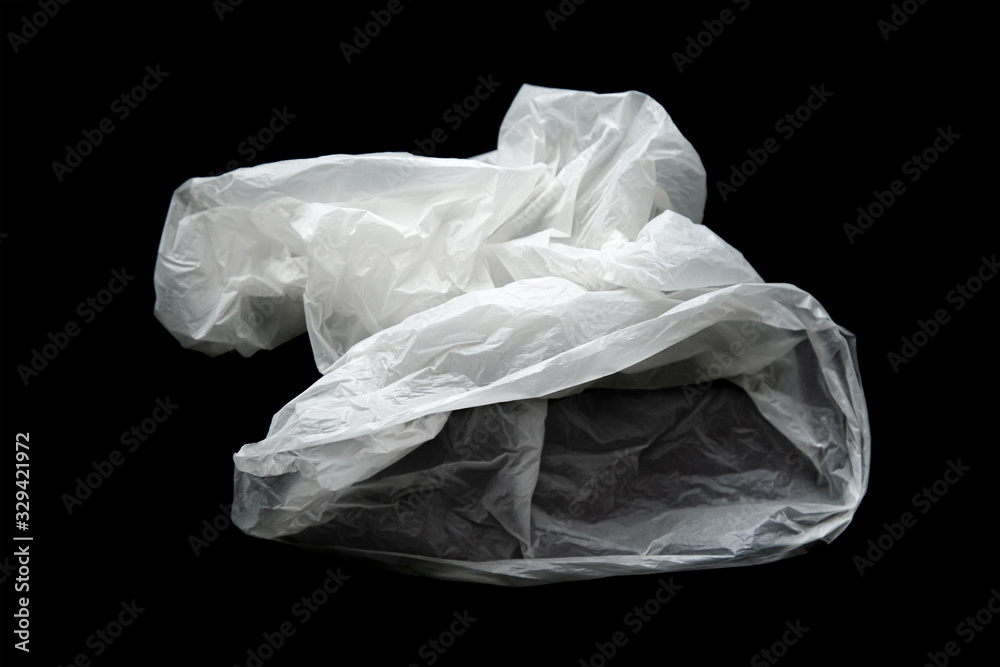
154;84;870;585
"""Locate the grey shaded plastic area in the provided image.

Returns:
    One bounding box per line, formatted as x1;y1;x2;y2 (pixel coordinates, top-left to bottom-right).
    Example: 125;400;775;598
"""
233;303;867;585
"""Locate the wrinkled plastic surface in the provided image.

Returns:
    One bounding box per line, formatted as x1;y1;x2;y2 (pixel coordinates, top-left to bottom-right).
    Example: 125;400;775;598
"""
154;84;870;585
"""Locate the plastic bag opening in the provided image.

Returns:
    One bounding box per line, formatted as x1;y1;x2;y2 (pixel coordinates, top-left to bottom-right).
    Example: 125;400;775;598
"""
233;302;867;584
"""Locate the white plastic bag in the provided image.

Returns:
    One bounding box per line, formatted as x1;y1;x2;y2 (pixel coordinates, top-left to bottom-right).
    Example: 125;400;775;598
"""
154;84;870;585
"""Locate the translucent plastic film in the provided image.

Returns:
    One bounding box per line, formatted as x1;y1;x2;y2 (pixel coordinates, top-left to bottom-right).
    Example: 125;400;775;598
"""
153;84;870;584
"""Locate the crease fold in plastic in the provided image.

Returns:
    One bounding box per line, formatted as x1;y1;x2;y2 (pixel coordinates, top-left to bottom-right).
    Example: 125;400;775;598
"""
153;84;870;585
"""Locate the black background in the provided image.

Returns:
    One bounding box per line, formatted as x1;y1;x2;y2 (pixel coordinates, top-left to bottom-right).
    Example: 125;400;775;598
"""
1;1;995;665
